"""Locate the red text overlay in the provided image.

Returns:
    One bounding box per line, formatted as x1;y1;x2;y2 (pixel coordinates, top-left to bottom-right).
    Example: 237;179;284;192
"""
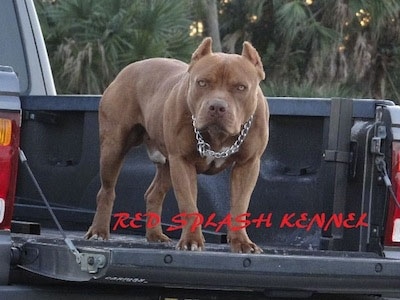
112;212;368;232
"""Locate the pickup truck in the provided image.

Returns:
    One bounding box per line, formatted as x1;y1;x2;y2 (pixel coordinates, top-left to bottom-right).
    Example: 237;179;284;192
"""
1;0;400;299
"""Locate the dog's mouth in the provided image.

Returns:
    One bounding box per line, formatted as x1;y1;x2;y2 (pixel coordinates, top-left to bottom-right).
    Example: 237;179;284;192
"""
200;123;230;135
197;122;237;138
194;117;238;137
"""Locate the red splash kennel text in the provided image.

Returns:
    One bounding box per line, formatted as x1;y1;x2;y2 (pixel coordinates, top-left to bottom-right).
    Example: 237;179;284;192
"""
112;212;368;232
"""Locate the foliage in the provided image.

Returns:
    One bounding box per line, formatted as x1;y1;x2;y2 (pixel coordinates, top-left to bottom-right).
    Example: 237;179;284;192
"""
217;0;400;102
35;0;400;103
35;0;197;94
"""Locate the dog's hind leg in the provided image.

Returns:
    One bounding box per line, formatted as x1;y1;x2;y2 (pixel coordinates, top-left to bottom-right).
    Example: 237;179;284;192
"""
85;114;145;240
144;163;172;242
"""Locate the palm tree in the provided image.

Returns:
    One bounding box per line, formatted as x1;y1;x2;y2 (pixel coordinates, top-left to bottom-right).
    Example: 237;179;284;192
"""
275;0;400;100
36;0;400;101
35;0;197;94
325;0;400;99
215;0;400;101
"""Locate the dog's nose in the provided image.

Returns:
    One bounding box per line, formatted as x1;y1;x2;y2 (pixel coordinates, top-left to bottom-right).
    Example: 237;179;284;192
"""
208;99;228;117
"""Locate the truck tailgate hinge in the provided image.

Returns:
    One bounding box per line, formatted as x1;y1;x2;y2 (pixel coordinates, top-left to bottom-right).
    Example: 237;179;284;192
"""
77;252;107;274
65;238;106;274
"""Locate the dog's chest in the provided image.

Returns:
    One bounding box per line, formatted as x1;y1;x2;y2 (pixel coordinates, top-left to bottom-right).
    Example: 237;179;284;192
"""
196;147;232;174
205;154;226;168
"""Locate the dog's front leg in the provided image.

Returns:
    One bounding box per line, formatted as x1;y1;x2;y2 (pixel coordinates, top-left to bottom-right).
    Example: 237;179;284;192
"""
228;157;263;253
169;155;205;251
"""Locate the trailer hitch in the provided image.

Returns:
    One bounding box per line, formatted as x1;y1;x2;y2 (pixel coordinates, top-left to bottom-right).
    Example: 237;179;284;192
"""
19;149;107;275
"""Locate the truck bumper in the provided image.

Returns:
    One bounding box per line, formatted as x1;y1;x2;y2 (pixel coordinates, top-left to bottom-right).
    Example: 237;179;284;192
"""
384;246;400;259
10;237;400;296
106;247;400;295
0;230;10;284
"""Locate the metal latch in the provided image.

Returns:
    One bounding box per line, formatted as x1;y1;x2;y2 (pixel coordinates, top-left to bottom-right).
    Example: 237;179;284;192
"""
78;253;107;274
375;156;392;188
23;111;59;124
371;125;387;155
324;150;352;163
65;238;107;274
375;156;400;209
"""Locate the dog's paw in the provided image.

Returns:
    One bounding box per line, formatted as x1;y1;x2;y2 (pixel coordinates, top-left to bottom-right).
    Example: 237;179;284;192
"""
176;232;205;251
176;240;204;251
229;240;263;254
146;231;172;243
228;233;263;254
84;225;110;241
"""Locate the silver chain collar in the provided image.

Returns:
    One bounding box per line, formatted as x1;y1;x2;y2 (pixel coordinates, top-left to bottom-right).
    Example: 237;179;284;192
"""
191;115;254;159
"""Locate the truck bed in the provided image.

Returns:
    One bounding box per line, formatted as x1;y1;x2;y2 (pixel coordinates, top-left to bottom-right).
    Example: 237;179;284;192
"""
10;96;400;295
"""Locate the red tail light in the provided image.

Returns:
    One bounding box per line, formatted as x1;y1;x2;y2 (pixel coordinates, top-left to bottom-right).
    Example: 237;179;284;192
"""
385;141;400;245
0;113;20;230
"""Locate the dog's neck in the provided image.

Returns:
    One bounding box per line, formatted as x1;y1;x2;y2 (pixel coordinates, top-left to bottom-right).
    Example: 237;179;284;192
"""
192;115;254;159
203;130;233;150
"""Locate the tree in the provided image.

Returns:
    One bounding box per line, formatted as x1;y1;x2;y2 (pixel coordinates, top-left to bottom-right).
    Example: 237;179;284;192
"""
215;0;400;101
201;0;222;51
36;0;400;102
35;0;197;94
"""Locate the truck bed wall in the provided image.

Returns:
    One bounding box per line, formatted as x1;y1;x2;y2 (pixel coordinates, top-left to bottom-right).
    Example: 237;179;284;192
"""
14;96;386;252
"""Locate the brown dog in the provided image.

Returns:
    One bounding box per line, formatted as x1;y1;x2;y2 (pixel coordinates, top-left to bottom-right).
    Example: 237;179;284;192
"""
85;37;269;253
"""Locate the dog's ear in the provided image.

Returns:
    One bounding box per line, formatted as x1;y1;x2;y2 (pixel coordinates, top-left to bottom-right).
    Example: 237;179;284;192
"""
189;37;213;67
242;42;265;80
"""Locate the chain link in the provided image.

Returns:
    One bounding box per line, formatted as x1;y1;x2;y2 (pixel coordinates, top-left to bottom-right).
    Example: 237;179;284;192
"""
192;115;254;159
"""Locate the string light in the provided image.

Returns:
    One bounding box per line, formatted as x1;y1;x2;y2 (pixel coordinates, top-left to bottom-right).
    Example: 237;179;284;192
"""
249;15;258;23
355;9;371;27
189;21;204;37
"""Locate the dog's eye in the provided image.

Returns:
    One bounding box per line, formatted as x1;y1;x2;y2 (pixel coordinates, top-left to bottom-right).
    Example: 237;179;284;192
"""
237;85;246;91
197;80;207;87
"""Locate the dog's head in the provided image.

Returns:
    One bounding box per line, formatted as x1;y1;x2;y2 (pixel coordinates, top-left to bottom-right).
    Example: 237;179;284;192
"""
188;37;265;138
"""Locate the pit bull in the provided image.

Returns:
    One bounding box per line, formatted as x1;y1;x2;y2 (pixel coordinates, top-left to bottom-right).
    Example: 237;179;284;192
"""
85;37;269;253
